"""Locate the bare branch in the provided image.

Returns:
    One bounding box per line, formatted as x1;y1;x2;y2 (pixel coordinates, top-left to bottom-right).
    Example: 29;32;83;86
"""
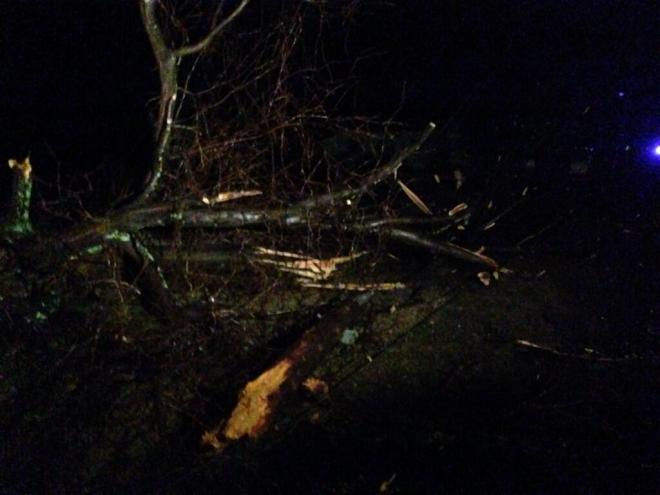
115;203;308;231
384;228;499;269
130;0;253;206
111;236;178;318
140;0;179;137
133;0;181;205
174;0;252;58
299;122;436;209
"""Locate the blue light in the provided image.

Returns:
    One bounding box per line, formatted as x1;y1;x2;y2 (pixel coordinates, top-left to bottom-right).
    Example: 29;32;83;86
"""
647;141;660;165
639;140;660;169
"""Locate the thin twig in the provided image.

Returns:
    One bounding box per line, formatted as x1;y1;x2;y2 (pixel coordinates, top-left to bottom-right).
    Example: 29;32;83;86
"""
298;122;436;209
174;0;252;57
516;339;630;363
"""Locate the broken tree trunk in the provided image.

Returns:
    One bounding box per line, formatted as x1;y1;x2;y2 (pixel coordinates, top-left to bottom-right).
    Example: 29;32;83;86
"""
201;293;375;450
2;158;33;237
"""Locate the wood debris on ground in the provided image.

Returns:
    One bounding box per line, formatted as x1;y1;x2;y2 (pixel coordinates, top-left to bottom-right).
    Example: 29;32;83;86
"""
397;179;433;215
302;377;329;397
201;190;262;205
300;281;406;291
255;247;365;282
448;202;468;216
202;359;293;450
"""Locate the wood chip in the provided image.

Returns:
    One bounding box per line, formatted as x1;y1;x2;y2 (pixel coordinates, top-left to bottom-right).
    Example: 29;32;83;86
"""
478;272;491;286
380;473;397;493
397;180;433;215
448;202;468;216
453;169;464;190
201;190;262;205
302;377;329;396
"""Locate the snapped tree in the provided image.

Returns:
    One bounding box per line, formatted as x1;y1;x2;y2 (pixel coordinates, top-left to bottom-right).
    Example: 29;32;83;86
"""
0;0;498;452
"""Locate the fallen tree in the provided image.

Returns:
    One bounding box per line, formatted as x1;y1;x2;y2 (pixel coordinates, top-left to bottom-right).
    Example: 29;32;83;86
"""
1;0;499;454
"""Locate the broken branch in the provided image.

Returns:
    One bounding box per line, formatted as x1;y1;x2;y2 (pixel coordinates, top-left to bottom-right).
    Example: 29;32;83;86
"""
382;228;499;269
298;122;436;209
2;158;34;237
174;0;252;57
202;295;373;451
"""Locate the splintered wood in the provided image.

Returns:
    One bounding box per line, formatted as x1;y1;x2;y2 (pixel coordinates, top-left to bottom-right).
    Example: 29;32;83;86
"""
254;248;405;291
201;190;262;205
8;157;32;180
202;300;365;452
254;247;364;282
202;359;293;450
397;180;433;215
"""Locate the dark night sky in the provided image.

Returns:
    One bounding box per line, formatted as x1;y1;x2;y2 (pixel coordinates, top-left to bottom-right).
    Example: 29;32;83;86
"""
1;1;154;197
353;1;660;142
1;1;659;201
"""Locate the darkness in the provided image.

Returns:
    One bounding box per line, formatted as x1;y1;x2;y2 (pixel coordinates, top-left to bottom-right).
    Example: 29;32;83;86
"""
1;0;659;493
2;1;659;184
0;1;155;207
352;0;660;186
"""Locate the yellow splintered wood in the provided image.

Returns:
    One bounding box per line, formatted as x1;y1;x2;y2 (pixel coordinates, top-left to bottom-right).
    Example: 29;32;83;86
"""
397;179;433;215
8;157;32;180
224;358;292;440
202;358;293;450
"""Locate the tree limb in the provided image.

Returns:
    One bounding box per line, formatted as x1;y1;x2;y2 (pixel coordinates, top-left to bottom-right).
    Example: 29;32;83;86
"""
111;236;178;318
133;0;252;207
298;122;436;209
174;0;252;57
384;228;499;269
202;293;374;450
135;0;180;205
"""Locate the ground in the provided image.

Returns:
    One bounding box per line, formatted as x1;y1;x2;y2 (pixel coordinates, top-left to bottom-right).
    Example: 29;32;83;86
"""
2;218;658;493
2;137;660;493
166;253;657;494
